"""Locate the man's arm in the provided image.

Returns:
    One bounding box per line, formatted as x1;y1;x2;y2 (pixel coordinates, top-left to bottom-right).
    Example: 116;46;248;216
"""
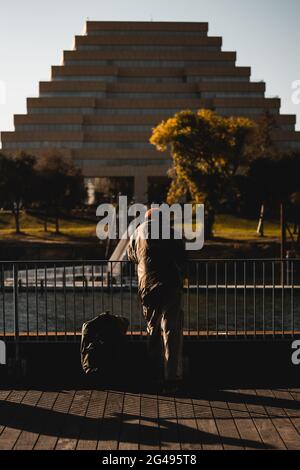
126;236;137;264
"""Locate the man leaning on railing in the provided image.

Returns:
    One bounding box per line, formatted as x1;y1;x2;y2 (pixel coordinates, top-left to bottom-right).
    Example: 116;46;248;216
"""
127;208;186;394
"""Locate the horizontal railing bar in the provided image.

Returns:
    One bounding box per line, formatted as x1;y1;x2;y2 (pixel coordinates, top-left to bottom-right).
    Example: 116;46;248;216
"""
2;330;300;338
0;258;299;264
1;285;300;292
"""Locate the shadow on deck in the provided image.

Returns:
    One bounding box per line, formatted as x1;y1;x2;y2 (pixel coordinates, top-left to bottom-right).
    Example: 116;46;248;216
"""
1;337;300;450
1;385;300;450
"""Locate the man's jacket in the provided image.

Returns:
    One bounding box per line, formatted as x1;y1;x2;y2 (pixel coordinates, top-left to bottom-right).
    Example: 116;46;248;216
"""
127;220;186;302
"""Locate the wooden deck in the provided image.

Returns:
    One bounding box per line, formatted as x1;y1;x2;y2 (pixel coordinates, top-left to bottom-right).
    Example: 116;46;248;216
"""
0;387;300;450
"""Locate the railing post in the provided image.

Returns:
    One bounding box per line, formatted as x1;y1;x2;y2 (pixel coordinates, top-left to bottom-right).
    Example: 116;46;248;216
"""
13;263;20;363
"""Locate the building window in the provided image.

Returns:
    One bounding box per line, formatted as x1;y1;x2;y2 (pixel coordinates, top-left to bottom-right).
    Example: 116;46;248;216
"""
77;45;219;52
66;60;234;68
87;30;208;37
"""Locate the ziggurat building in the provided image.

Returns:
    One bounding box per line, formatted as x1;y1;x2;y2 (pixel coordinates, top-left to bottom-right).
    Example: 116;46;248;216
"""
1;21;300;203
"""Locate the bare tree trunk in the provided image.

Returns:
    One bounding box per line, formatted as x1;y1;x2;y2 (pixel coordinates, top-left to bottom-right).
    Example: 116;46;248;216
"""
55;213;60;234
13;207;21;234
204;206;215;240
280;203;286;260
257;204;265;237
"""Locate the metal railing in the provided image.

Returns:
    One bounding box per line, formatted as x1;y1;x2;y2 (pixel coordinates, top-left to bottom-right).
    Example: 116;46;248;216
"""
0;259;299;341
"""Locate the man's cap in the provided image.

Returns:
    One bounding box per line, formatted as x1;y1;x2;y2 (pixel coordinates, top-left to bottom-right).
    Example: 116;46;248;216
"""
144;208;161;221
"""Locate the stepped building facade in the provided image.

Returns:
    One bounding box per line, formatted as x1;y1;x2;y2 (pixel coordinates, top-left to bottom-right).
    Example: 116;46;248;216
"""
1;21;300;202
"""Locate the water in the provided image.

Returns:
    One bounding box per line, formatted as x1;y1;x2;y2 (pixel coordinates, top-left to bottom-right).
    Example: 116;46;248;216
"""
1;287;299;335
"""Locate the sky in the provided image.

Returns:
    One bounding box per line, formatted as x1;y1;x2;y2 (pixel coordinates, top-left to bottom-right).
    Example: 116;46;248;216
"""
0;0;299;135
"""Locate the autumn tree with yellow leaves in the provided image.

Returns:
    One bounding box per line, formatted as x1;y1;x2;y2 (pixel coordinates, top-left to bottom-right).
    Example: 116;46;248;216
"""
150;109;255;238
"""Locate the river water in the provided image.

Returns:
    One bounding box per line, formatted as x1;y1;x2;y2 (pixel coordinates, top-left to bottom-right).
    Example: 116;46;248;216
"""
1;288;299;335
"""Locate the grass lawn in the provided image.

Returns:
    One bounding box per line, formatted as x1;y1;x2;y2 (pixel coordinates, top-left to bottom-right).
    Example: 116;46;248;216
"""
0;210;280;244
0;211;96;243
214;214;280;240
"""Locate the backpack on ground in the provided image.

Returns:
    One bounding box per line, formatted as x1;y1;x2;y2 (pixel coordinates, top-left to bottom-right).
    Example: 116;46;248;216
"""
80;311;129;376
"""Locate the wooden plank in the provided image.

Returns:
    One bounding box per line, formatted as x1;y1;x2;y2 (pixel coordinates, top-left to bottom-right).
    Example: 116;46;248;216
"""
175;397;201;450
240;389;286;450
140;394;160;450
158;395;180;450
119;393;140;450
34;390;75;450
272;390;300;439
97;391;124;450
226;390;265;450
0;390;11;400
14;391;58;450
209;395;243;450
0;391;14;437
55;390;92;450
256;389;300;450
77;390;108;450
288;389;300;401
0;390;41;450
192;396;222;450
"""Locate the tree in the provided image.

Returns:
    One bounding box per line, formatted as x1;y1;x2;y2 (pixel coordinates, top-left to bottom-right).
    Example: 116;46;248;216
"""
34;152;86;234
243;112;281;236
290;191;300;243
150;109;254;238
237;152;300;254
241;157;278;212
244;111;280;161
0;152;36;234
242;153;300;210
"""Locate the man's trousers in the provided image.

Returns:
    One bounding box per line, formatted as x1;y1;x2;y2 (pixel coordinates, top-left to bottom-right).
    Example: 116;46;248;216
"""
142;289;183;382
